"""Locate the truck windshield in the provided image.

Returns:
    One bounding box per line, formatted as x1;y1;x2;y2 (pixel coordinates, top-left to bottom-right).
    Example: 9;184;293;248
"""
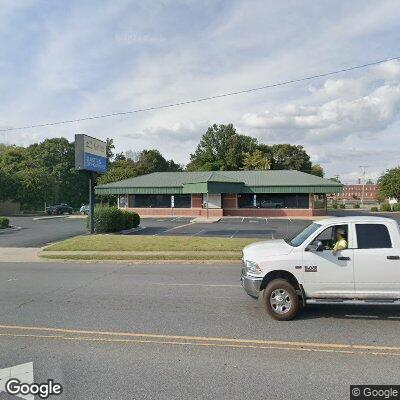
285;223;321;247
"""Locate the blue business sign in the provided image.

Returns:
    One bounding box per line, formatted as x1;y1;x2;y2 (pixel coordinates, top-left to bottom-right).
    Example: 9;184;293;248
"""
75;134;108;174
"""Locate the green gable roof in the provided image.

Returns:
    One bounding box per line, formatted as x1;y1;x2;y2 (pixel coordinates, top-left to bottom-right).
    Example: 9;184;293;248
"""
95;170;343;195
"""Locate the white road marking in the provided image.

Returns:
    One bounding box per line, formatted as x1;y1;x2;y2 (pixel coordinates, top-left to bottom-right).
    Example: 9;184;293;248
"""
249;220;258;223
153;222;195;236
191;229;205;237
265;218;268;224
230;230;238;238
0;362;34;400
241;217;244;223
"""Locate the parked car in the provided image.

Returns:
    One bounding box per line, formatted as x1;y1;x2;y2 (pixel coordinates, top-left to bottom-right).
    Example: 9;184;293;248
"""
259;200;284;208
46;203;73;215
241;216;400;321
80;204;90;215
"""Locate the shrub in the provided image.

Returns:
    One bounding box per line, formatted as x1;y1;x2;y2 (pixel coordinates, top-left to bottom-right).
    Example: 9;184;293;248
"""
331;203;338;209
87;207;140;233
121;210;140;230
353;204;360;209
339;204;346;209
380;203;392;212
370;206;378;212
0;217;9;229
393;203;400;212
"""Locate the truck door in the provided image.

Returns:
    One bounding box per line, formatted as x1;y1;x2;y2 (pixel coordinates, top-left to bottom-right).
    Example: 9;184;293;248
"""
353;223;400;297
302;224;355;297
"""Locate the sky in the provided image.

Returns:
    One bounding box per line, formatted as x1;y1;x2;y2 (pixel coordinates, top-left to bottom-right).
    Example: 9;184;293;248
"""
1;0;400;183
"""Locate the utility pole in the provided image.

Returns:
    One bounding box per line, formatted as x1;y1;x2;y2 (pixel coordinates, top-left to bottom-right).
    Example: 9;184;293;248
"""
360;166;369;207
333;175;340;205
88;172;95;234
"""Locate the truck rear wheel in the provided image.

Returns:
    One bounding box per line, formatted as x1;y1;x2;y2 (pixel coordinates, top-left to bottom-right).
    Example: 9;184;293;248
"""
262;279;299;321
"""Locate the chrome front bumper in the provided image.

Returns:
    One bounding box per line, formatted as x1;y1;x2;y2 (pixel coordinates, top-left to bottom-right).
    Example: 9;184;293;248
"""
241;271;263;298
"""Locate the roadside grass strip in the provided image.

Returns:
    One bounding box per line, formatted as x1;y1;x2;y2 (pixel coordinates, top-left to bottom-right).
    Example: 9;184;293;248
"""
41;252;243;261
41;235;260;260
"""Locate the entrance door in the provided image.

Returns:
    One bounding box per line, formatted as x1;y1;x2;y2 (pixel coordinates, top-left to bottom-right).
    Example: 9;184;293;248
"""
204;194;221;208
302;224;355;297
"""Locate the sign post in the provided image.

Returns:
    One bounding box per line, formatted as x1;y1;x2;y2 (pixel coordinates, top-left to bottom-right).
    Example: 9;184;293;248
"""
75;134;108;234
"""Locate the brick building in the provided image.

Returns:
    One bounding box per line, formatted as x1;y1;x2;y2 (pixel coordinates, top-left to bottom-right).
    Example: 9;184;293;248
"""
339;184;378;201
95;170;343;217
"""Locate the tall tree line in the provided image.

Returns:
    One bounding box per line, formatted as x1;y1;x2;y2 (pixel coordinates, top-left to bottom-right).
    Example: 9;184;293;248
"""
0;123;325;210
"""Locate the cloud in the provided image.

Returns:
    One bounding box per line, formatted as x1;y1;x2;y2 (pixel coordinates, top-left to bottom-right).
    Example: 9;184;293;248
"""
1;0;400;182
241;72;400;143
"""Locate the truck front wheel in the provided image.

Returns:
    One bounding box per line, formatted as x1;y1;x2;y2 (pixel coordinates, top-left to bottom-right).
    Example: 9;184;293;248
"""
262;279;299;321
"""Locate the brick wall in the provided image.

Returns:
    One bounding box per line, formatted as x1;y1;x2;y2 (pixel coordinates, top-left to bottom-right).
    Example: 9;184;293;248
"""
191;194;203;208
223;208;316;217
222;194;237;208
125;207;223;217
123;193;327;217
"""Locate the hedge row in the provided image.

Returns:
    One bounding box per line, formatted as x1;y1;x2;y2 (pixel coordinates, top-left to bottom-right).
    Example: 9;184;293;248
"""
371;203;400;212
0;217;9;229
87;207;140;233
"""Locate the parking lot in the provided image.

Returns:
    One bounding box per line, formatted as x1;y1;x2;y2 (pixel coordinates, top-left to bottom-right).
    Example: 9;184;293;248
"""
131;216;311;239
2;211;399;248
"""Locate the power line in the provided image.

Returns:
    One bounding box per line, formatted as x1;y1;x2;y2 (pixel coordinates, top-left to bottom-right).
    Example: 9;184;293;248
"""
1;55;400;133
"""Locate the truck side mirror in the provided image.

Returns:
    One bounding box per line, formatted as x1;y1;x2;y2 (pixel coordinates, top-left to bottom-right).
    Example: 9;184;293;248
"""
306;240;323;252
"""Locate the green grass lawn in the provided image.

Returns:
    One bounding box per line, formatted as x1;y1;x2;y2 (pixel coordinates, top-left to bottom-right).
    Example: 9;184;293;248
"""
41;253;243;261
44;235;261;252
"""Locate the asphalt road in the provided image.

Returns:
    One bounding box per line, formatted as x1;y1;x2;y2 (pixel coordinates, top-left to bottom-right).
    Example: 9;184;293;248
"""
0;216;86;248
0;261;399;399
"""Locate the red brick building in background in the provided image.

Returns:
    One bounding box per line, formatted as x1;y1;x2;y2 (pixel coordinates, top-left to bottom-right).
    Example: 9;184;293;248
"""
338;184;378;201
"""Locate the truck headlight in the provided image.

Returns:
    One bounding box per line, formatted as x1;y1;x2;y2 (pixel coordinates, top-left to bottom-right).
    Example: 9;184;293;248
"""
244;260;262;276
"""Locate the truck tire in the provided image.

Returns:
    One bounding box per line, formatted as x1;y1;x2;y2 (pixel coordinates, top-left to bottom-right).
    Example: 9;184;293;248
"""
262;279;299;321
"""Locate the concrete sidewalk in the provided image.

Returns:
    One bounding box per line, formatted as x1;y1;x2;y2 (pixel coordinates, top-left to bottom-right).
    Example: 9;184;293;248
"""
0;247;41;262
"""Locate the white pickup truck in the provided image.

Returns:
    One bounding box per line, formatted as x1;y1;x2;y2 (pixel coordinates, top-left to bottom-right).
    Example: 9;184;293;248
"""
241;216;400;320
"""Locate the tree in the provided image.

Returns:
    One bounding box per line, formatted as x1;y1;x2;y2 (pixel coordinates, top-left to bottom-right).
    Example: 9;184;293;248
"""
187;124;258;171
106;138;115;161
243;149;271;170
270;144;312;172
97;159;137;185
0;169;15;201
378;167;400;200
310;164;324;177
135;149;180;175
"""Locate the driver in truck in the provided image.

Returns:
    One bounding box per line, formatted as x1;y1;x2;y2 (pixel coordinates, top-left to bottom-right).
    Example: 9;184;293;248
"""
332;227;348;255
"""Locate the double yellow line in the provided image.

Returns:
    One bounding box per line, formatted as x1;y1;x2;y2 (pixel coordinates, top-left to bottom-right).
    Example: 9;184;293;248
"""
0;323;399;357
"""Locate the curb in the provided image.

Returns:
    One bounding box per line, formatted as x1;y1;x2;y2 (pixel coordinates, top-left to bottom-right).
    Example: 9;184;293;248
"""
33;215;68;221
0;225;22;234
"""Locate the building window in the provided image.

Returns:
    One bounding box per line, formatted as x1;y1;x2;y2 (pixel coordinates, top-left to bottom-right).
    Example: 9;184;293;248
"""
313;194;326;209
237;194;256;208
173;195;191;208
237;193;309;209
128;194;171;208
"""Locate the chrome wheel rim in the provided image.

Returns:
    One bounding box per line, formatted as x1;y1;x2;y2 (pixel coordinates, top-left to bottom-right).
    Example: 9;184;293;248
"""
270;289;292;314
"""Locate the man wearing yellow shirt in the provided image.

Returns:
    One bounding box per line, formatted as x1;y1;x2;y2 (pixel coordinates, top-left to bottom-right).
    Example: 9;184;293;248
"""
332;227;348;255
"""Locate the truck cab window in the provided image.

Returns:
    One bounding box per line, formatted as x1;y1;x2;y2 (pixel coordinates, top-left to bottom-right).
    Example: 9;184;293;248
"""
312;224;348;251
356;224;392;249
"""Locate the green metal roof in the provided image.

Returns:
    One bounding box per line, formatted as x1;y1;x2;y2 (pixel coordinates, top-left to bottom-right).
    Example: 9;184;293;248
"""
95;170;343;195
